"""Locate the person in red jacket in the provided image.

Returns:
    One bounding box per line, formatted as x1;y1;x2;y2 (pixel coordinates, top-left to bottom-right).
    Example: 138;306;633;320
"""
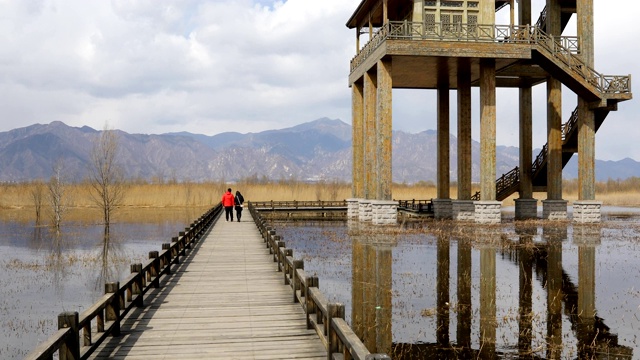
221;188;235;222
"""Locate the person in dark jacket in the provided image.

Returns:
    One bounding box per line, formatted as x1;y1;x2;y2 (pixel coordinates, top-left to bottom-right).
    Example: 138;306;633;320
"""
234;191;245;222
221;188;235;222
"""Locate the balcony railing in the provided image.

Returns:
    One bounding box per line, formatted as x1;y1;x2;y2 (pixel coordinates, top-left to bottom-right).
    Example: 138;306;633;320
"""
350;21;631;96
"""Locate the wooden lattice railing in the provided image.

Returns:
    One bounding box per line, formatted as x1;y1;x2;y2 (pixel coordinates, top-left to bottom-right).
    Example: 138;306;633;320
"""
350;21;631;96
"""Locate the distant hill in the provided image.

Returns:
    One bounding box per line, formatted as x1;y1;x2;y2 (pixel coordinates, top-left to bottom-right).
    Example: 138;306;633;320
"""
0;119;638;183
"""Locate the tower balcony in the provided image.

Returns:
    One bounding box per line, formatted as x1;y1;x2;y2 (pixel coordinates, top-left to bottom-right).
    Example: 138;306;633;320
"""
349;21;631;104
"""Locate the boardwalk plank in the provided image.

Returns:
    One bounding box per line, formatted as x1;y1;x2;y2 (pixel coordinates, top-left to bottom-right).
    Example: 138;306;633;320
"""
89;217;326;359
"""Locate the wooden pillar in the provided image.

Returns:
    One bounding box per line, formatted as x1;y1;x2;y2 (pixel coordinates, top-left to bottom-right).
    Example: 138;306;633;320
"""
437;60;450;200
457;58;472;200
577;0;596;200
364;70;377;199
479;247;496;358
519;0;533;199
376;246;393;354
351;234;365;339
518;228;534;357
546;0;563;201
578;245;596;320
456;237;472;352
547;79;563;200
363;241;377;351
436;235;450;346
480;58;496;201
519;0;531;25
519;86;533;199
376;58;393;200
352;80;365;199
546;230;563;359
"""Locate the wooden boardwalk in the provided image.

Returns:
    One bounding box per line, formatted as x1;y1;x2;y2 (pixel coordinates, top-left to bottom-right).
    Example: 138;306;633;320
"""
89;216;326;359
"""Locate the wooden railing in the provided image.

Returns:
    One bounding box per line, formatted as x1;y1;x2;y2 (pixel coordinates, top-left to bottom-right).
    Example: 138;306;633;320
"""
397;199;433;213
25;204;222;360
251;200;348;210
249;203;390;360
350;21;631;96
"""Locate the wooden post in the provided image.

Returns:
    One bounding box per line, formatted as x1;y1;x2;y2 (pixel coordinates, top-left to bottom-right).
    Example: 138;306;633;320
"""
277;241;285;271
480;58;496;200
131;263;144;308
364;69;377;199
162;243;171;275
376;58;392;200
479;246;496;358
105;282;120;337
352;79;365;198
283;249;293;285
149;251;159;288
457;58;472;200
305;276;318;330
171;237;180;264
292;259;304;302
437;58;450;200
272;235;281;261
327;302;345;360
58;312;79;360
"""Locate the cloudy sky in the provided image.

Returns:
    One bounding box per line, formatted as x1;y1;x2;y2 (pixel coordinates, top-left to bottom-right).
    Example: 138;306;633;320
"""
1;0;638;161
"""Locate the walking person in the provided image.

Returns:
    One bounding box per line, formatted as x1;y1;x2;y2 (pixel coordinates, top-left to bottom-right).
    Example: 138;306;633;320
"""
234;190;245;222
221;188;235;222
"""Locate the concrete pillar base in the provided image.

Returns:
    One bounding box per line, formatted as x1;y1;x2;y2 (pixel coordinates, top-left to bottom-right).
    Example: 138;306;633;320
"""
452;200;475;221
542;199;568;220
370;200;398;225
573;201;602;224
474;201;502;224
347;198;361;219
433;198;453;220
358;199;372;222
515;198;538;220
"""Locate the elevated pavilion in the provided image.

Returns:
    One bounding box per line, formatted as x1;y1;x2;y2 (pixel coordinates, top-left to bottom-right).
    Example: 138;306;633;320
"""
347;0;632;223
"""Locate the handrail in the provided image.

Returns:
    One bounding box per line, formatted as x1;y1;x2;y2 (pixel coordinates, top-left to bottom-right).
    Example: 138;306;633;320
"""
25;204;222;360
251;200;348;209
249;203;390;360
350;21;631;96
397;199;433;213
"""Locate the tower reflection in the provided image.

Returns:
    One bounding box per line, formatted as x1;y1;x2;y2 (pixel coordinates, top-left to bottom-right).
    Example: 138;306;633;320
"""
346;221;632;359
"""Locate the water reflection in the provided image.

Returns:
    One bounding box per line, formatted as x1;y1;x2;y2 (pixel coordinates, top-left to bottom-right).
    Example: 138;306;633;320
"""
279;217;638;359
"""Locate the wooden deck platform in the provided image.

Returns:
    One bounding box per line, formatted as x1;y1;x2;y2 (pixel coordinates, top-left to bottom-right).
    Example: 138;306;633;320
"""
89;216;326;359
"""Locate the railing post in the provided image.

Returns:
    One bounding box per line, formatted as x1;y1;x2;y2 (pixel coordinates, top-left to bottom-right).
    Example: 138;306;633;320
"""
130;263;144;307
277;241;285;271
58;311;79;360
283;249;293;285
171;237;180;263
162;243;172;275
149;251;160;288
305;276;318;330
292;259;304;303
272;235;281;261
327;303;344;360
105;282;121;336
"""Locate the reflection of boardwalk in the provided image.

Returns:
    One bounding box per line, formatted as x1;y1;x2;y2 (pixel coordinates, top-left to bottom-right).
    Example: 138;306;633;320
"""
90;218;326;359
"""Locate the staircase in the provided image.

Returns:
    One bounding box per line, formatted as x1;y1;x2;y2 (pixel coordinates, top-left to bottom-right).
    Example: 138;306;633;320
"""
472;3;628;201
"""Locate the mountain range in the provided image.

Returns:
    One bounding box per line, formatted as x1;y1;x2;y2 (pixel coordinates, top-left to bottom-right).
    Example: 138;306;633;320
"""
0;119;639;183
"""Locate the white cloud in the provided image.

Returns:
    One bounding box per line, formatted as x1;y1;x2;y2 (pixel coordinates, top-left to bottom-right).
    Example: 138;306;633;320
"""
0;0;637;161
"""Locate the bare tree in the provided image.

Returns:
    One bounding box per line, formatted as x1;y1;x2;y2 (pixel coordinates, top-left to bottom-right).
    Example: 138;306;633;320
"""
48;160;67;231
30;180;46;226
89;126;126;229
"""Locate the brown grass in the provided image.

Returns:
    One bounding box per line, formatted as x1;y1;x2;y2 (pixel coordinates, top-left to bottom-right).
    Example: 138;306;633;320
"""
1;180;639;223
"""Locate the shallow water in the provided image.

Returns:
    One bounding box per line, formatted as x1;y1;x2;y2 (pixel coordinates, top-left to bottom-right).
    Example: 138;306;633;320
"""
276;208;640;359
0;216;188;359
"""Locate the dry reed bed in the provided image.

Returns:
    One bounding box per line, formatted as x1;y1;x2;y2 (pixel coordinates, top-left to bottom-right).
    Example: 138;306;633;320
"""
1;181;640;223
